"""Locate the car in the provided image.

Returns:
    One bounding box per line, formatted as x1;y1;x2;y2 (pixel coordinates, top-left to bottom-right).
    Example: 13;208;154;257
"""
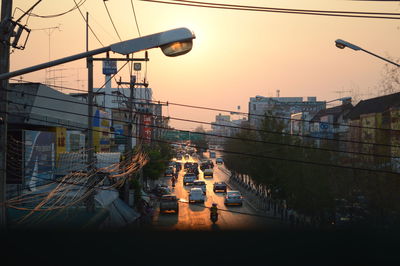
183;173;196;185
213;182;227;193
176;154;183;160
152;185;171;197
216;158;224;164
159;194;179;214
189;187;205;203
184;154;190;160
193;180;206;194
164;166;174;177
184;162;193;169
224;191;243;206
203;168;213;179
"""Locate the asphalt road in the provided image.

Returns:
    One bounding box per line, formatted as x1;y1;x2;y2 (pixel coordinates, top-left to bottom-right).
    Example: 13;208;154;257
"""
151;155;281;231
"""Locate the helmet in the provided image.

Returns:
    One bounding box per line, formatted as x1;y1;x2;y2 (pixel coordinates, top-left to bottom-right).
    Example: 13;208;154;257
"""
212;203;217;207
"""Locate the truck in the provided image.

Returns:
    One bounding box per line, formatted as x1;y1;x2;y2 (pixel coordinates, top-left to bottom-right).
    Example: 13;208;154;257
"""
159;194;179;214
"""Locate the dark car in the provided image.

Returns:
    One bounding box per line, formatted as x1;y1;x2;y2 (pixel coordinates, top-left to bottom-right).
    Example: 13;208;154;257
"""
159;194;179;214
152;185;171;197
213;182;227;193
164;166;174;177
184;162;193;169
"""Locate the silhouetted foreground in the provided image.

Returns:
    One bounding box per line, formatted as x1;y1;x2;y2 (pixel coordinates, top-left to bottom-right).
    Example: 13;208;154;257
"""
2;226;400;266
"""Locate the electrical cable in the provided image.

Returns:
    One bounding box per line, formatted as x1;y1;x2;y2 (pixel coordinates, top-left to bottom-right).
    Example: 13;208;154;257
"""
141;0;400;20
103;0;123;41
14;0;87;19
5;87;400;149
2;110;399;175
131;0;142;37
4;98;398;159
173;0;400;16
9;78;398;133
73;0;105;47
95;60;130;93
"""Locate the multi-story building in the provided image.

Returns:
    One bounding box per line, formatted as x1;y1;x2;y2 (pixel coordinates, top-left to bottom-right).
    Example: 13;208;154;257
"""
248;95;326;131
344;92;400;171
70;86;154;151
308;99;353;149
209;114;247;145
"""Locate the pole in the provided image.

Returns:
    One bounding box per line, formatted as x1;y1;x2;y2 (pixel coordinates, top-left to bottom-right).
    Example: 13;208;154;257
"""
86;12;95;212
124;73;136;203
0;0;12;229
360;48;400;68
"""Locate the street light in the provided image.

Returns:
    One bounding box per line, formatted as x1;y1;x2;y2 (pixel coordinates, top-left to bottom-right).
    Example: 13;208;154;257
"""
0;27;195;211
335;39;400;67
0;27;196;80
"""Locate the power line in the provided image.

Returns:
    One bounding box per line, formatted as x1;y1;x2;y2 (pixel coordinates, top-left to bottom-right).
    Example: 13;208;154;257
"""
5;172;282;221
173;0;400;16
73;0;105;47
103;0;123;41
4;98;398;160
5;86;399;149
2;110;399;175
131;0;142;37
10;78;396;134
140;0;400;20
95;60;130;93
14;0;87;19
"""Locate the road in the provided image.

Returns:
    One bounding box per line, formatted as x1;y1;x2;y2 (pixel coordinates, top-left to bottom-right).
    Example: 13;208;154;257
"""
151;155;281;231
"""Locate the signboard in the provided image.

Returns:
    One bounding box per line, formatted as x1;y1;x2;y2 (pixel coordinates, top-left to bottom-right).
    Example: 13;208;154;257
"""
102;60;117;75
142;114;152;144
319;122;329;130
93;109;111;152
24;130;56;190
134;63;141;71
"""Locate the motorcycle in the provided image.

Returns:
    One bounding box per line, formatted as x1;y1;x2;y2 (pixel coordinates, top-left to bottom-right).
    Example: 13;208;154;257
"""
210;213;218;224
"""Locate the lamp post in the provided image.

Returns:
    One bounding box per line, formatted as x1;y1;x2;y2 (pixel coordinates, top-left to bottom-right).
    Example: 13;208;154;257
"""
0;27;196;213
335;39;400;67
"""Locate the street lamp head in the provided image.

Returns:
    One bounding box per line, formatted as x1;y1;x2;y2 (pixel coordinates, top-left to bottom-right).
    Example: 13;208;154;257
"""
160;40;193;57
111;27;195;56
335;39;361;51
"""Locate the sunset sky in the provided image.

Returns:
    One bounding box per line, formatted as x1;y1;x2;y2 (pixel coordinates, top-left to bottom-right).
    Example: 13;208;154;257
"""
9;0;400;130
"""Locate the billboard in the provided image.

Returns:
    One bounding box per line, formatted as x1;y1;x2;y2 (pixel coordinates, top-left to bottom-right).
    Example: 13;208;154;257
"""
93;109;111;152
24;130;56;191
140;114;153;144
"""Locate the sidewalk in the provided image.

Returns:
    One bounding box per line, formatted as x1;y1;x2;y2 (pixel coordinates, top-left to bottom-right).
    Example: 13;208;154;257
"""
224;168;311;227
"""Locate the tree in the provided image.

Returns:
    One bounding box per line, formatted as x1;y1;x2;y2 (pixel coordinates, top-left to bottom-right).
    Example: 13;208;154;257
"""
190;125;208;153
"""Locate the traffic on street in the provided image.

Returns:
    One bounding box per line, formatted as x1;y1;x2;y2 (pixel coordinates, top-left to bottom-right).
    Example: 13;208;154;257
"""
151;147;282;231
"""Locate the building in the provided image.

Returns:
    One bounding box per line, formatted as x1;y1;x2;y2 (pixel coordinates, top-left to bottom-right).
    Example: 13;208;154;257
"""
209;114;247;145
248;95;326;131
308;99;353;148
70;86;154;151
344;92;400;171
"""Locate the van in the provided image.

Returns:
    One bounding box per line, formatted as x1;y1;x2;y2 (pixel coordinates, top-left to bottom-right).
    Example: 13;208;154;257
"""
189;188;205;203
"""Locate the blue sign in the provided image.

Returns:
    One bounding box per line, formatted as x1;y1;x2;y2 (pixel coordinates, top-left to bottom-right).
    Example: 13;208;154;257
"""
319;122;329;130
102;60;117;75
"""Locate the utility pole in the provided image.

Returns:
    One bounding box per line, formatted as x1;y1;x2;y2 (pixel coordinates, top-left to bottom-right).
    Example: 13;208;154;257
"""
0;0;12;229
86;12;95;212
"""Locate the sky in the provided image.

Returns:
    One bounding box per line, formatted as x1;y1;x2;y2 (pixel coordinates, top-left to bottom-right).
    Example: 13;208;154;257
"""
8;0;400;130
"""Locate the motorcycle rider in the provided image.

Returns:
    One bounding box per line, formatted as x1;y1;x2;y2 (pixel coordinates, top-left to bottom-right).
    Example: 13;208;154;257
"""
210;203;218;219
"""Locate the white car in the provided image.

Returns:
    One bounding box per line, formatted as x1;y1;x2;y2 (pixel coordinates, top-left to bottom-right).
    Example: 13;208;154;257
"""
189;188;205;203
192;180;206;194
